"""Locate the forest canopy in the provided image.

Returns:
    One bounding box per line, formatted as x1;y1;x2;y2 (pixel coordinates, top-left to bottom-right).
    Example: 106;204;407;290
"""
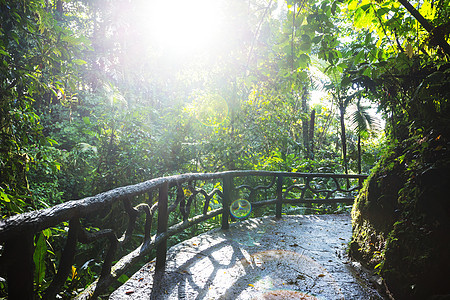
1;0;448;216
0;0;371;214
0;0;448;217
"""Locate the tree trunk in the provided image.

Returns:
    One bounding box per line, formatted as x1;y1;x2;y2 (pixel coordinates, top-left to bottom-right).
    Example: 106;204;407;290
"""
308;109;315;159
301;86;309;153
357;133;361;174
339;103;348;175
56;0;63;14
339;103;350;189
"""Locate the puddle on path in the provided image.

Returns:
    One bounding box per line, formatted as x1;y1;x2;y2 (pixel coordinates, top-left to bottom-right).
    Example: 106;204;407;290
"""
110;215;384;300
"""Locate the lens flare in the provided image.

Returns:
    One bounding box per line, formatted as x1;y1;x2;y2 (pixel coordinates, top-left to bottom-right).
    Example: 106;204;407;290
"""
194;92;228;126
230;199;252;219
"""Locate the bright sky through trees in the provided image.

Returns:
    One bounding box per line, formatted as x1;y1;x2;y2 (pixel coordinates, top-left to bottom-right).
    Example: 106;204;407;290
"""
145;0;224;54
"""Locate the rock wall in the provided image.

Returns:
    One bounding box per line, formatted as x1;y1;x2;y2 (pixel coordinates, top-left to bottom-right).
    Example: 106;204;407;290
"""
350;134;450;299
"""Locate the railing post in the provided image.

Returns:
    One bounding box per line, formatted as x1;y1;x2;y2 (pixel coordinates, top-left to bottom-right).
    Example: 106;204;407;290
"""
156;181;169;271
222;175;232;230
4;231;34;300
276;175;283;219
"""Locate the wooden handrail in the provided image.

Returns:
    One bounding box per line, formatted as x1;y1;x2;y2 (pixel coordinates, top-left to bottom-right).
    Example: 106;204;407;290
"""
0;171;368;299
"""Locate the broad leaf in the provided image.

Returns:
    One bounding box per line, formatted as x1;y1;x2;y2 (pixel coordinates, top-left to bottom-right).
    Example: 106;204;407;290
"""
33;232;47;285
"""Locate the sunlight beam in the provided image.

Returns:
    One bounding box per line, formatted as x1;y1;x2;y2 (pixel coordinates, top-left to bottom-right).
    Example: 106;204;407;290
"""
142;0;223;54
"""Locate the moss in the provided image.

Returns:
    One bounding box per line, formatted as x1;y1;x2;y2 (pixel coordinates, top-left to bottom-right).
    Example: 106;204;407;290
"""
350;133;450;299
382;213;450;299
350;148;405;268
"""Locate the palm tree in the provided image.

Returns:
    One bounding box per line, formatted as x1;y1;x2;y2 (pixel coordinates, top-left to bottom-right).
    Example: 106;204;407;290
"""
310;57;353;175
350;97;380;174
325;66;353;176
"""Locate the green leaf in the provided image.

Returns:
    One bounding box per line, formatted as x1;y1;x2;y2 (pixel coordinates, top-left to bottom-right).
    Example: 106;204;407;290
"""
33;233;47;285
72;59;87;65
331;1;337;14
27;23;35;34
301;34;311;44
360;4;371;12
47;138;58;146
118;274;129;284
10;32;19;45
341;76;352;87
62;35;81;45
338;62;348;70
52;48;62;57
0;190;11;203
298;54;311;69
363;67;372;76
376;7;390;17
299;34;312;52
0;48;9;56
312;35;323;44
42;228;52;239
52;161;61;171
354;51;365;64
364;33;372;45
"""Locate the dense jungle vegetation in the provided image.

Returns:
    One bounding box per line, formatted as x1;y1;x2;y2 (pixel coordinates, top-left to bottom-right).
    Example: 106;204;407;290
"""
0;0;449;298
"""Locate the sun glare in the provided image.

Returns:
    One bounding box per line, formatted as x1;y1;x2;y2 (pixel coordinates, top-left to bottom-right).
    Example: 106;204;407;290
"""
144;0;223;54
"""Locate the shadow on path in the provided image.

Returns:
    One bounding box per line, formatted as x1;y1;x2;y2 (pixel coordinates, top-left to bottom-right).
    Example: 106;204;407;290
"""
110;215;384;300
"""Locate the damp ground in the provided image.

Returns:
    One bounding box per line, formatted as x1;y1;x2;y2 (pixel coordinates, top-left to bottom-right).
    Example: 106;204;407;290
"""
110;214;385;300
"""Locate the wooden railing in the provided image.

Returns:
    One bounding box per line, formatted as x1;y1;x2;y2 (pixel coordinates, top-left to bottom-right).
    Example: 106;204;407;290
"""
0;171;367;299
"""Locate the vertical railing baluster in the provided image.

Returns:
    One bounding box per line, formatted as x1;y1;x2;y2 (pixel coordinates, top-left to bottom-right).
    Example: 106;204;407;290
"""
177;183;187;221
4;231;34;300
44;218;80;299
222;175;232;230
276;175;283;219
156;181;169;271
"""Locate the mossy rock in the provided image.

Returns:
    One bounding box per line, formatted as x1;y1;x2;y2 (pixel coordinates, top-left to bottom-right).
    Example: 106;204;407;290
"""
350;136;450;299
350;151;405;267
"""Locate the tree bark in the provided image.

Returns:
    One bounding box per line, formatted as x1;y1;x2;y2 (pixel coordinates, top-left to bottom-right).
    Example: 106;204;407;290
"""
301;86;309;153
357;133;361;174
308;109;316;159
339;103;348;175
339;102;350;189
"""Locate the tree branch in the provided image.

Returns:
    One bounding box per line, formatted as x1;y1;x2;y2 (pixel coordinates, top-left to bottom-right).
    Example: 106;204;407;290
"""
398;0;450;56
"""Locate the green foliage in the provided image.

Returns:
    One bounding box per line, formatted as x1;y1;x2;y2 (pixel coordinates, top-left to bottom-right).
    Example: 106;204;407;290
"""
346;0;450;297
33;232;47;287
0;0;90;216
2;0;424;297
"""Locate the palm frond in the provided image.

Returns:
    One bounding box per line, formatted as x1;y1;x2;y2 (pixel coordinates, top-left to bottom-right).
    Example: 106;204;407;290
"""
350;100;380;134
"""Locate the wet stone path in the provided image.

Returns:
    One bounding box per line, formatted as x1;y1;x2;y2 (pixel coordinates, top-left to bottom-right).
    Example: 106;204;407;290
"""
110;214;384;300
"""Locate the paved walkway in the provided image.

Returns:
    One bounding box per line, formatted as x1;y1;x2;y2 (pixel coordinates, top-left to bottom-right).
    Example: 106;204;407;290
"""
110;214;384;300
